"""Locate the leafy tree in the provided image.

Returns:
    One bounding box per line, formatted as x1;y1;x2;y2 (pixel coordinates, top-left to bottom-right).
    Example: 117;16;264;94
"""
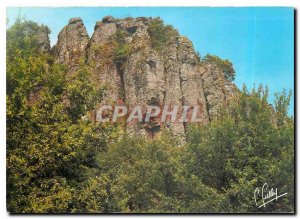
113;30;131;71
65;65;104;121
186;85;294;212
147;18;179;52
6;18;113;213
203;54;236;81
6;18;294;214
274;89;293;126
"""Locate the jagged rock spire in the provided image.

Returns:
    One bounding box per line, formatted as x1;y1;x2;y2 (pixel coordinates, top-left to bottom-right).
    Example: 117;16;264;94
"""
52;17;89;68
51;16;237;138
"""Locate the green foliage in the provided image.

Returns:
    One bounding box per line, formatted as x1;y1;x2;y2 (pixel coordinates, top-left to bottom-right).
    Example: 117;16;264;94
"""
274;89;293;126
71;174;111;213
186;85;294;213
203;54;236;81
65;65;104;121
148;18;179;52
113;30;131;70
7;19;114;213
6;17;50;58
95;132;227;213
6;18;294;213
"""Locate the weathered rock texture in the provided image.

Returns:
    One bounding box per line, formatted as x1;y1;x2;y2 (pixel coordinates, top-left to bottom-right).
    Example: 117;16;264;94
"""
51;16;238;138
199;63;238;119
52;18;89;71
36;28;51;54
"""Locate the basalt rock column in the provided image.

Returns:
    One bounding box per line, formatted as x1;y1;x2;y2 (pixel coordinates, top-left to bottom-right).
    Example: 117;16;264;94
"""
52;17;89;71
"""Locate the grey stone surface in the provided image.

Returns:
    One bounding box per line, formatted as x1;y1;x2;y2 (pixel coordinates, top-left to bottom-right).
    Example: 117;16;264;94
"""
51;16;238;139
52;17;89;68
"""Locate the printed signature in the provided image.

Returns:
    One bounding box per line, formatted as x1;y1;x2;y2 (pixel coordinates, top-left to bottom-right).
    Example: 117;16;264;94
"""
254;183;288;208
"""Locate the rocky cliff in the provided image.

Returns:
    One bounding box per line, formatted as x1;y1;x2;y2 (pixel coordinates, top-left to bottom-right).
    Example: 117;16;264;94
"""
47;16;238;138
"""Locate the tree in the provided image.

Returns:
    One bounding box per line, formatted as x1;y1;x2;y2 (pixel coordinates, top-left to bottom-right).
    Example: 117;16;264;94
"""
113;30;131;71
6;18;113;213
95;131;228;213
186;85;294;212
203;54;236;81
147;18;179;52
6;18;294;214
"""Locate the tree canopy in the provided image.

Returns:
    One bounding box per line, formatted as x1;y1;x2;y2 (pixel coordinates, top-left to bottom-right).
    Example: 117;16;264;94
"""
6;19;294;213
203;54;236;81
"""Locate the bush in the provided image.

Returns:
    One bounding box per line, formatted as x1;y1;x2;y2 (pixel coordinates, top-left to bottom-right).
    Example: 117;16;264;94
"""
203;54;236;81
95;132;228;213
147;18;179;52
113;30;131;70
6;19;114;213
6;18;294;214
186;85;294;212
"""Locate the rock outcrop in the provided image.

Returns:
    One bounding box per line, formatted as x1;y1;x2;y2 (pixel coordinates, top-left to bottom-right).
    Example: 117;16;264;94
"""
51;16;238;138
52;17;89;71
200;63;238;119
36;28;51;54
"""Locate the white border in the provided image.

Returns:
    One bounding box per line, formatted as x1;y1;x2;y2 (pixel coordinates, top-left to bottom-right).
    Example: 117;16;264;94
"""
1;0;300;7
1;0;298;218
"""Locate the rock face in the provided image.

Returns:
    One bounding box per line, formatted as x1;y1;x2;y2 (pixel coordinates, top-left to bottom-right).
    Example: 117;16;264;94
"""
51;16;238;138
200;63;238;119
36;28;51;54
86;16;121;103
52;18;89;70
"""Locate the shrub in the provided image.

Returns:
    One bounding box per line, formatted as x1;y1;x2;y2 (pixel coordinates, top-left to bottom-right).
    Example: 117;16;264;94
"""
203;54;236;81
186;85;294;212
147;18;179;52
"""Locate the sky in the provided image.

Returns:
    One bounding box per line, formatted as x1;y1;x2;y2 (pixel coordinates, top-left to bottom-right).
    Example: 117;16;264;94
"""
6;7;294;115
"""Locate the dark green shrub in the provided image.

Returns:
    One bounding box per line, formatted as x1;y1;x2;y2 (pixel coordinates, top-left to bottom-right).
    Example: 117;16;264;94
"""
113;30;131;70
203;54;236;81
147;18;179;52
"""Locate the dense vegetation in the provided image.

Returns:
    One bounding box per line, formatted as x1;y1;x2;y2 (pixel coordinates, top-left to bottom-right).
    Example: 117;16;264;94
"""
7;19;294;213
203;54;236;81
147;18;179;52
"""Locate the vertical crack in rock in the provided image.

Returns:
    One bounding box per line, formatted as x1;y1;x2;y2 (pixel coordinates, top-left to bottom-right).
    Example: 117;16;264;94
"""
199;65;212;122
51;16;238;139
176;39;187;135
199;63;238;120
52;17;89;72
